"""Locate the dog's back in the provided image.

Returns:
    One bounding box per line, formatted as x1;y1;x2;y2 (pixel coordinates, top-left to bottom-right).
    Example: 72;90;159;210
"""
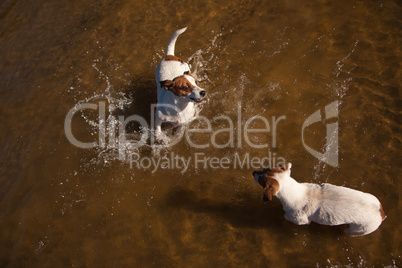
308;183;384;229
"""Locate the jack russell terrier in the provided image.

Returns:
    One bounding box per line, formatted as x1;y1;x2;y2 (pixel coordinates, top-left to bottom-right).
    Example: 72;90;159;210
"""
253;163;386;237
154;27;206;141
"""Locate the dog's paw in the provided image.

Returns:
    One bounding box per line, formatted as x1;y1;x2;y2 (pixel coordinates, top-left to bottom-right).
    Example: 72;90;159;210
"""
151;147;161;157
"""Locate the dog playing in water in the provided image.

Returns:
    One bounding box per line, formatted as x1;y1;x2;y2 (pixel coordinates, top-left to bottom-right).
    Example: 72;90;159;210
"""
253;163;386;237
154;27;206;141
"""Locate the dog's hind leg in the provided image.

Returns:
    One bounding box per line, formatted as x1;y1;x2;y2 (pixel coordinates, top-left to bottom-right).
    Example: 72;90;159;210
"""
345;217;383;237
344;224;365;237
284;212;310;225
345;223;375;237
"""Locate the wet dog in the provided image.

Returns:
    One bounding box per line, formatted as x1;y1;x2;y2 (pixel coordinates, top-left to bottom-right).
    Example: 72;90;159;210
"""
154;27;206;141
253;163;386;236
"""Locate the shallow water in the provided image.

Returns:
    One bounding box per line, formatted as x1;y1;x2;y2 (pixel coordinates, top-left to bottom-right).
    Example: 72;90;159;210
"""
0;0;401;267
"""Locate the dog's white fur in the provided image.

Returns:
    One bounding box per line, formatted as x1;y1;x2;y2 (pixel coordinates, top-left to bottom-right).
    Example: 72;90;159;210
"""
154;27;206;140
253;163;386;236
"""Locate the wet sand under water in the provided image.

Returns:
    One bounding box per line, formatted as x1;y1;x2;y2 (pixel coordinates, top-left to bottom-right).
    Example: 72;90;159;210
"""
0;0;401;267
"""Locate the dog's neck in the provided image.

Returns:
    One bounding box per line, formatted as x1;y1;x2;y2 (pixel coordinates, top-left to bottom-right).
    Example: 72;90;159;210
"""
172;95;193;110
162;90;194;111
276;176;308;209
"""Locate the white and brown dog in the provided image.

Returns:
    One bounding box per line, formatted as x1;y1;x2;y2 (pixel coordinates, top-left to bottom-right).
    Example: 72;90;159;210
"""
154;27;206;140
253;163;386;237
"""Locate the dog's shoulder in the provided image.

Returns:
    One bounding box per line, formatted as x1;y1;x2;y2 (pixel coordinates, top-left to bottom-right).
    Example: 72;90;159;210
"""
164;55;185;63
157;57;191;83
302;182;325;202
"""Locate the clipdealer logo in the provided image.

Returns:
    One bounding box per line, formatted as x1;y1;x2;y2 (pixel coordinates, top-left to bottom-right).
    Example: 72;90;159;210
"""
64;101;339;170
128;151;285;173
302;101;339;167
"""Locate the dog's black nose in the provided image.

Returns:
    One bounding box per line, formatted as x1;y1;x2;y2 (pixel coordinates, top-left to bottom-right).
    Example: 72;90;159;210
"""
200;90;206;97
252;171;256;176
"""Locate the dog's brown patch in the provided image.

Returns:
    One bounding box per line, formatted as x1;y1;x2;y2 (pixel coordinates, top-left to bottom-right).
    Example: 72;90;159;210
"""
254;166;285;202
164;55;185;63
160;76;195;97
379;204;386;220
262;177;280;202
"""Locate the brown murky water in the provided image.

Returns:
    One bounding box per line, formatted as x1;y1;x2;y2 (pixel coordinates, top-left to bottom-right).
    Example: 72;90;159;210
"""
0;0;401;267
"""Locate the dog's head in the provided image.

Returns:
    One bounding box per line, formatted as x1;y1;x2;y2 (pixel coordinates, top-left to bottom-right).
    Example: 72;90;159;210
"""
160;74;206;103
253;163;292;202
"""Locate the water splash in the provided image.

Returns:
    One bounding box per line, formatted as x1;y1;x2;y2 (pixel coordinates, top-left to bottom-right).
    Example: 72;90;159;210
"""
69;42;213;165
312;40;360;179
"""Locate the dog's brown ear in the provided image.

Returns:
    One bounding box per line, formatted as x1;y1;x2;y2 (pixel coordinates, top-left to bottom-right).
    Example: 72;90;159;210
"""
160;80;174;90
262;178;279;203
278;163;285;171
263;188;271;202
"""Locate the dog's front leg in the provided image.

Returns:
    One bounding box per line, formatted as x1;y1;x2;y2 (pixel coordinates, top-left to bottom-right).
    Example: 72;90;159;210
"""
284;211;310;225
154;115;163;141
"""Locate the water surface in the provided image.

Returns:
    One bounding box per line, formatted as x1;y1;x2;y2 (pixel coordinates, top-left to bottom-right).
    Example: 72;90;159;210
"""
0;0;401;267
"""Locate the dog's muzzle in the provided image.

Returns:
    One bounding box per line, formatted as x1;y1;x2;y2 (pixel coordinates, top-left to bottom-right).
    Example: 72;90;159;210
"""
191;90;206;103
192;99;202;103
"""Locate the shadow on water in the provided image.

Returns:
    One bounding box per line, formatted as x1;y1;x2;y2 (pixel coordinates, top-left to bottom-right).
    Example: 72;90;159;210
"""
114;76;157;132
114;75;188;140
163;188;288;232
162;188;346;238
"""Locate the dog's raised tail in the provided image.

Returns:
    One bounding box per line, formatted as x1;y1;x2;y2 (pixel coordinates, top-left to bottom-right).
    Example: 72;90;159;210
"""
166;27;187;56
